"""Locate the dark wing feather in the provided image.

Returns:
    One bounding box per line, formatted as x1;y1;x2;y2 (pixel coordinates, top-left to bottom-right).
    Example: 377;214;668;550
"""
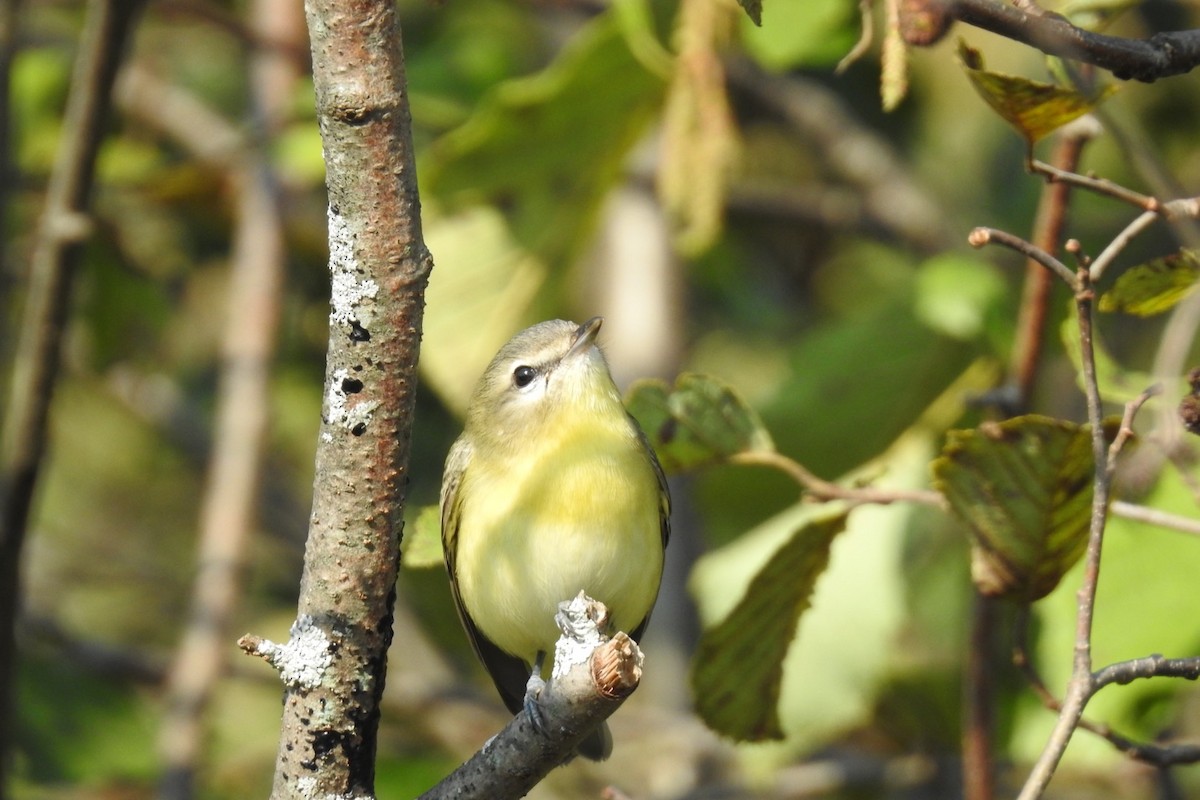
441;435;531;715
627;414;671;644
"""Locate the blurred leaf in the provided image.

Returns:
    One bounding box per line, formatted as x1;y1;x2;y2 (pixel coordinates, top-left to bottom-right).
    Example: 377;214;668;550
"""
737;0;762;26
1062;0;1140;30
1099;250;1200;316
914;253;1008;341
402;505;445;569
18;654;158;781
740;0;857;70
626;373;774;473
691;508;848;741
932;415;1095;601
612;0;674;76
957;40;1116;144
880;14;908;111
659;0;739;255
423;10;665;267
11;48;72;173
421;207;546;415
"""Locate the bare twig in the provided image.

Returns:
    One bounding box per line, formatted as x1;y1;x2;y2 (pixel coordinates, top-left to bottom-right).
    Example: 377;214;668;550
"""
943;0;1200;82
1013;611;1200;767
1014;268;1108;800
1093;654;1200;690
1089;210;1159;283
968;227;1078;289
1105;386;1159;470
1010;128;1092;413
1111;501;1200;537
0;0;144;788
728;450;946;508
1030;159;1158;213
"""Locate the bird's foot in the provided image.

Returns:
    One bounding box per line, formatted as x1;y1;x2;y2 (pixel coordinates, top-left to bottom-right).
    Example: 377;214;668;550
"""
524;651;548;735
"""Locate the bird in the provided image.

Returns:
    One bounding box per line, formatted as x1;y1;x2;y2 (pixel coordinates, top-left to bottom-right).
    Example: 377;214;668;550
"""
440;316;670;760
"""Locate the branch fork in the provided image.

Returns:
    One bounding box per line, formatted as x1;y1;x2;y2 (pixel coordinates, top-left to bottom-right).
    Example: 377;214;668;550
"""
418;593;643;800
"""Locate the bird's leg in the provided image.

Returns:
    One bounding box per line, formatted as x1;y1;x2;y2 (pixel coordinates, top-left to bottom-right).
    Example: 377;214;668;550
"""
524;650;548;734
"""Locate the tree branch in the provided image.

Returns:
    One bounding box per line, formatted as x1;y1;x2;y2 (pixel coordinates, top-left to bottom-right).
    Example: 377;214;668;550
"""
242;0;433;796
416;595;643;800
1008;127;1091;413
0;0;143;790
941;0;1200;82
1013;611;1200;768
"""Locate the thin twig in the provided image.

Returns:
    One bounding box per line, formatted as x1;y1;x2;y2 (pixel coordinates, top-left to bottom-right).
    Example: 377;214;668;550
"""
969;227;1078;289
1012;611;1200;767
728;450;946;508
1089;210;1160;283
1009;130;1091;412
1015;269;1108;800
1111;501;1200;537
1031;159;1158;213
1093;654;1200;690
1106;385;1160;473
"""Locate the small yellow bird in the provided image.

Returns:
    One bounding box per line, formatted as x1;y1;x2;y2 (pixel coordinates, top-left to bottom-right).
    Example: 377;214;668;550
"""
441;317;670;760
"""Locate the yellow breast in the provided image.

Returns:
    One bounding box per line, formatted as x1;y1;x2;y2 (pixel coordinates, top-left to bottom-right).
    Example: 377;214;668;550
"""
453;420;664;663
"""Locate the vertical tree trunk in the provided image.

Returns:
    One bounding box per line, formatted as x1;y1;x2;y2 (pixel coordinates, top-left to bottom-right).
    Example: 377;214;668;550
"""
256;0;432;796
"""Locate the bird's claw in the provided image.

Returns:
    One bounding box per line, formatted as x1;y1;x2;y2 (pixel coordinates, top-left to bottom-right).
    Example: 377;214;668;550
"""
524;671;548;734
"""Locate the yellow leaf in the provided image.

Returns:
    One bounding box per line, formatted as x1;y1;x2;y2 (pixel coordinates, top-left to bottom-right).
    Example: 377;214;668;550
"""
957;40;1116;144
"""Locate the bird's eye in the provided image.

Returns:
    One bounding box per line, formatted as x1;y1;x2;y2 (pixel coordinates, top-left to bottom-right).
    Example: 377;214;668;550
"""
512;365;537;388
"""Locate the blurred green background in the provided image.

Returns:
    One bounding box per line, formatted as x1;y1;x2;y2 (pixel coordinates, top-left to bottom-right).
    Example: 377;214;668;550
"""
3;0;1200;798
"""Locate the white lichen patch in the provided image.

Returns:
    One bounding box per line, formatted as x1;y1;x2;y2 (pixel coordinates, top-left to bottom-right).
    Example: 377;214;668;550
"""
552;592;609;680
327;206;378;325
295;777;371;800
325;367;378;435
274;615;335;689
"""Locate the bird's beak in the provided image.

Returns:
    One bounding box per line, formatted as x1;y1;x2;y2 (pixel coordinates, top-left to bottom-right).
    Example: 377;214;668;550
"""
566;316;603;361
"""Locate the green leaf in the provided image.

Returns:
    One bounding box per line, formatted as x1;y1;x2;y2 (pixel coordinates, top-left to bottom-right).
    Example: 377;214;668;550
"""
931;415;1095;601
402;505;445;569
1099;250;1200;316
740;0;857;70
423;10;665;267
957;40;1116;144
625;373;774;473
736;0;762;26
691;509;849;741
421;207;546;415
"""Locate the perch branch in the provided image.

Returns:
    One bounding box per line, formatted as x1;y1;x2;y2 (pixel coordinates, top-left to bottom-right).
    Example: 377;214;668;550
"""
417;595;643;800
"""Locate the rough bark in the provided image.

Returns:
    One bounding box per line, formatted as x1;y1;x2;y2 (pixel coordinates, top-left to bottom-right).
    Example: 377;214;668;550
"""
250;0;432;796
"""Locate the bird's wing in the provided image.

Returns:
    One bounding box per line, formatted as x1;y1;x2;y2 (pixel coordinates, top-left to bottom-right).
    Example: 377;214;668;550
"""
628;415;671;644
441;435;531;715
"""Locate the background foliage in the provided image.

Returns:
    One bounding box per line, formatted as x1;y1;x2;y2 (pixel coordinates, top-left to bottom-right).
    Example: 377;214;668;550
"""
3;0;1200;798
